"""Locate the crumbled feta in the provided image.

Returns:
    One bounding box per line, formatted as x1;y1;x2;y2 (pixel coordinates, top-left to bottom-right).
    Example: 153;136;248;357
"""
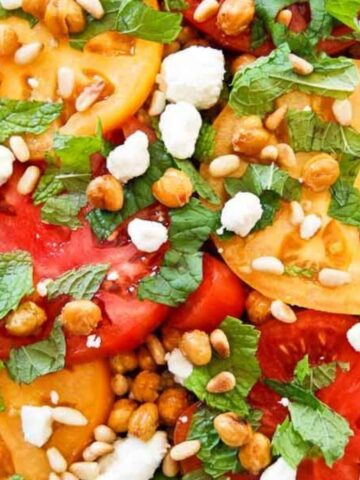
0;146;15;186
260;457;296;480
166;348;193;386
159;102;202;159
50;391;60;405
86;334;102;348
21;405;54;447
128;218;168;253
347;323;360;351
221;192;263;237
279;397;290;407
36;278;52;297
107;271;119;281
98;432;168;480
160;46;225;109
107;131;150;183
300;214;322;240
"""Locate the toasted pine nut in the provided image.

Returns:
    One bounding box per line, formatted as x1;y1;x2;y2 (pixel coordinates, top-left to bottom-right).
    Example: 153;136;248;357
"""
300;214;322;240
289;53;314;75
277;9;292;26
162;452;180;477
75;0;104;19
52;407;88;426
265;105;288;131
259;145;278;163
9;135;30;162
75;79;105;112
83;441;114;461
69;462;99;480
146;334;166;365
210;329;230;358
14;42;43;65
206;371;236;393
94;424;116;443
332;99;353;126
148;90;166;116
57;67;75;99
194;0;219;22
277;143;297;168
318;268;352;287
0;0;22;9
47;447;68;474
290;201;304;225
209;154;240;177
17;166;41;195
61;473;78;480
252;256;285;275
170;440;201;461
270;300;297;323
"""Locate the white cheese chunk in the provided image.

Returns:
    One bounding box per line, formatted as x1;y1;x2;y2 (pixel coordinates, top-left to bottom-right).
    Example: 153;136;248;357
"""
347;322;360;351
0;0;22;10
221;192;263;237
260;457;297;480
0;146;15;186
107;131;150;183
159;102;202;159
128;218;168;253
160;46;225;109
166;348;193;386
21;405;54;447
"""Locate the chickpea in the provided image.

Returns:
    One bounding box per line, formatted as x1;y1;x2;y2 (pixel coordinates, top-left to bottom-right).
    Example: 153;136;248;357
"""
231;54;256;76
86;174;124;212
60;300;101;336
0;25;20;57
214;413;253;447
180;330;212;366
239;432;271;474
22;0;47;18
107;399;138;433
109;351;138;374
128;403;159;441
232;116;270;157
138;346;156;371
111;374;129;397
302;154;340;192
158;387;190;426
161;325;182;352
160;371;176;390
217;0;255;36
5;301;47;337
152;168;193;208
245;291;272;325
44;0;85;36
131;371;161;403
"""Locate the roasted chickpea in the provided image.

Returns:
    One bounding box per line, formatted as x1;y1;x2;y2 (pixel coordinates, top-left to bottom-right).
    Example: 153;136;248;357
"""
152;168;193;208
138;346;156;371
158;387;190;426
231;54;256;75
128;403;159;441
131;371;161;403
245;291;272;325
60;300;101;336
107;399;138;433
217;0;255;35
180;330;212;366
161;325;182;352
86;174;124;212
232;116;270;157
22;0;47;18
239;432;271;474
0;25;20;57
44;0;85;36
5;301;47;337
302;154;340;192
214;412;253;447
111;374;129;397
109;351;138;374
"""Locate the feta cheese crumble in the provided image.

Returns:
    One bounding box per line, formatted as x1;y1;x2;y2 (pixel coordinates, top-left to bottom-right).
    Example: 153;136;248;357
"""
166;348;193;386
160;46;225;109
347;322;360;351
86;334;102;348
21;405;54;447
159;102;202;159
260;457;297;480
128;218;168;253
221;192;263;237
98;432;168;480
0;146;15;187
107;131;150;183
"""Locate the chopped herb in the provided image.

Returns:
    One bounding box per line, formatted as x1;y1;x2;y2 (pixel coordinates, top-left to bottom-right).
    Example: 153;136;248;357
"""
41;192;87;230
0;6;37;26
164;0;188;10
325;0;360;32
194;123;216;163
294;355;349;392
272;417;312;468
250;17;267;50
284;265;316;278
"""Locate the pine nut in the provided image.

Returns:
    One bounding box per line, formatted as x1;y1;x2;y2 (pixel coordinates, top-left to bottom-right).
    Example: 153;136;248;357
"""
265;105;288;131
209;154;241;177
148;90;166;116
277;143;297;168
170;440;201;461
146;334;166;365
17;166;41;195
83;441;114;461
47;447;68;474
52;407;88;426
194;0;219;22
0;0;22;9
318;268;352;287
259;145;278;163
252;256;285;275
289;53;314;75
69;463;99;480
277;9;292;26
210;329;230;358
27;77;39;89
57;67;75;99
289;201;304;225
75;0;104;18
94;424;116;443
49;473;61;480
270;300;297;323
162;452;179;477
300;214;322;240
61;473;78;480
9;135;30;162
332;99;352;126
50;390;60;405
75;79;105;112
206;371;236;393
14;42;43;65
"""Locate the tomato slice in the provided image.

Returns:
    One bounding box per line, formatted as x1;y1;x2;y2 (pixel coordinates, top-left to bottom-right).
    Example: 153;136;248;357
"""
167;253;246;332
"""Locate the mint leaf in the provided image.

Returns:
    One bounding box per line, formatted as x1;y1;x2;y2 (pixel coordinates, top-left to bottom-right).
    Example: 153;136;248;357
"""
183;471;215;480
294;356;349;392
185;317;261;417
47;263;109;300
272;417;312;468
164;0;188;10
0;99;62;143
194;123;216;163
0;251;33;320
8;476;25;480
174;159;220;205
41;192;87;229
0;6;37;25
250;17;267;50
70;0;182;49
6;321;66;384
294;356;311;384
188;407;241;478
325;0;360;32
229;44;359;116
284;264;316;278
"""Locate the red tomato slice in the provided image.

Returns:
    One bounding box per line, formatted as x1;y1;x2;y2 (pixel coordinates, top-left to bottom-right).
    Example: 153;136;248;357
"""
167;253;246;332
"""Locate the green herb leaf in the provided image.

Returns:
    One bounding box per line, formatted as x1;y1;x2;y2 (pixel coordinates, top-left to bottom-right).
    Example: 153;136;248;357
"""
229;44;359;116
41;192;87;229
70;0;182;49
325;0;360;32
0;6;37;25
185;317;261;417
164;0;188;10
0;251;33;320
47;263;109;300
194;123;216;163
174;159;220;205
183;470;216;480
284;264;316;278
6;321;66;384
272;417;312;468
8;475;25;480
294;355;349;391
250;17;267;50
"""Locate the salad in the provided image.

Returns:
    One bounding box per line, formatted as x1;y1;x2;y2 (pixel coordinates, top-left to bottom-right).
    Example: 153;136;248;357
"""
1;0;360;479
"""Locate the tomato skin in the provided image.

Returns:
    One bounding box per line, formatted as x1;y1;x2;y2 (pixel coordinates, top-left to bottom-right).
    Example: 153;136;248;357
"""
168;253;246;332
122;116;157;143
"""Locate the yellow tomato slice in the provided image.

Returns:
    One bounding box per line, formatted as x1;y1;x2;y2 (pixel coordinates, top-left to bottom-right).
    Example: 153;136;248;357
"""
0;360;113;480
201;61;360;314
